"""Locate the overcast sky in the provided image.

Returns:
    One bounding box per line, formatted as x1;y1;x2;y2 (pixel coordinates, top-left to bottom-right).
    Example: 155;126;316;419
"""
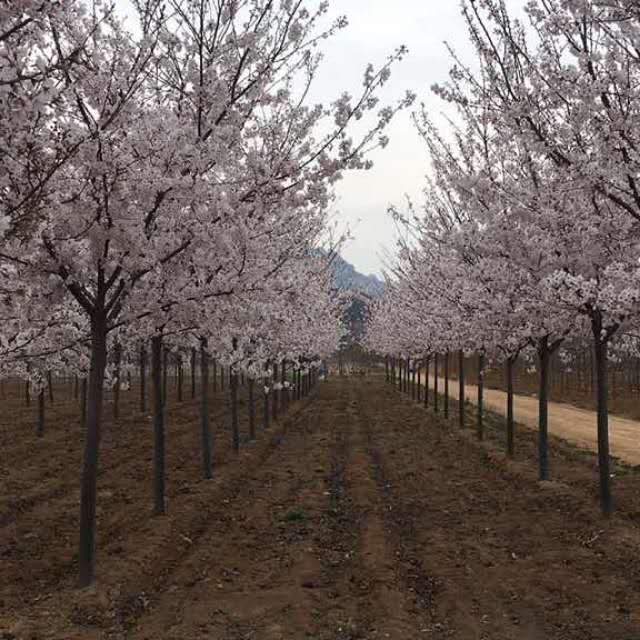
115;1;527;277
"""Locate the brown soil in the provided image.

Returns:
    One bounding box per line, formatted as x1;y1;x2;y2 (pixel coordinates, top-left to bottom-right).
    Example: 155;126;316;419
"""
2;376;640;639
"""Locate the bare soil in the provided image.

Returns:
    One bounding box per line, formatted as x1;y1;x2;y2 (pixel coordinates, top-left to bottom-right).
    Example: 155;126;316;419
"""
2;376;640;639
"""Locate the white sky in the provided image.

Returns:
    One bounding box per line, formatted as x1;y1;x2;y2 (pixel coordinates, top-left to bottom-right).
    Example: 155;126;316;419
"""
115;0;527;277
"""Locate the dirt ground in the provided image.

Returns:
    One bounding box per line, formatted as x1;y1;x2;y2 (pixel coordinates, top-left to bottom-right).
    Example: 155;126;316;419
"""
2;375;640;639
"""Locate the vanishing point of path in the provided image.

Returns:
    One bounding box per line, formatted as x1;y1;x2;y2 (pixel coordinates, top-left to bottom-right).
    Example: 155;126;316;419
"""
5;376;640;639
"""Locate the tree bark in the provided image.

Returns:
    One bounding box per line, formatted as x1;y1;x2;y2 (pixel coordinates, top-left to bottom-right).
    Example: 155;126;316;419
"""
434;353;439;413
200;338;213;479
248;378;256;440
506;356;515;458
191;346;196;399
477;353;484;440
151;335;165;515
538;337;550;481
78;314;108;587
37;387;45;437
444;351;449;419
113;342;121;420
592;314;613;516
272;362;279;422
458;350;465;428
47;370;53;404
231;368;239;453
424;356;430;408
139;345;147;413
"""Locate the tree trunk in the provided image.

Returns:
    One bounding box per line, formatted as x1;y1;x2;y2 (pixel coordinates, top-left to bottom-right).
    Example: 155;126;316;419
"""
177;357;183;402
248;378;256;440
231;368;239;453
37;387;45;437
477;353;484;440
264;377;270;430
537;337;551;481
385;356;389;382
140;345;147;413
162;344;168;406
272;362;279;422
281;358;286;413
444;351;449;419
506;356;515;458
434;353;439;413
47;370;54;404
424;356;430;408
458;350;465;428
417;364;421;403
200;338;213;479
191;346;196;399
78;314;108;587
151;335;165;515
592;315;613;516
113;342;121;420
81;377;87;430
74;374;79;401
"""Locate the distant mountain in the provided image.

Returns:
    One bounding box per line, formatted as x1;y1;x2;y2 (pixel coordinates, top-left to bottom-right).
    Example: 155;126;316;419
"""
330;254;385;297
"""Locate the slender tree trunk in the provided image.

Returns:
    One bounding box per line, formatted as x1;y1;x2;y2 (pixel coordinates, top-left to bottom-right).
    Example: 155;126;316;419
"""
231;368;239;453
507;356;515;458
190;347;196;399
151;335;165;515
200;338;213;479
25;379;30;406
220;363;224;391
385;356;389;382
37;388;45;437
538;337;550;481
113;342;121;420
47;370;54;404
592;315;613;516
417;364;421;403
139;345;147;413
434;353;439;413
424;356;430;408
248;378;256;440
458;350;465;428
411;360;416;400
78;314;108;587
444;350;450;419
177;357;183;402
162;344;168;407
264;376;270;430
74;374;79;401
297;368;302;401
81;377;87;430
272;362;279;422
477;353;484;441
281;358;286;413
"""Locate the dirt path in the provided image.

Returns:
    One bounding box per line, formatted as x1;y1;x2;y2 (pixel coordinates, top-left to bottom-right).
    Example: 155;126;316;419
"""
426;375;640;466
3;377;640;639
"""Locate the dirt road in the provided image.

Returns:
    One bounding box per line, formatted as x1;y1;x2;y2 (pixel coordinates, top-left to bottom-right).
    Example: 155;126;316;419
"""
2;377;640;639
427;376;640;466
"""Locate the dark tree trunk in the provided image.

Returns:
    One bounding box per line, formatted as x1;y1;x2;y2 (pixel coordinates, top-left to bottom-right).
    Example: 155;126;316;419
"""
78;314;108;587
231;369;239;453
37;388;45;437
506;356;515;458
385;356;389;382
177;357;183;402
162;344;168;406
200;338;213;479
272;362;279;422
25;379;30;406
444;351;450;419
190;346;196;399
592;314;613;516
213;358;218;393
139;345;147;413
47;370;54;404
424;356;430;408
281;358;286;413
74;374;79;401
248;378;256;440
81;377;87;430
458;350;465;428
113;342;121;420
477;353;484;441
434;353;439;413
151;335;165;515
538;337;550;481
220;363;224;391
264;377;270;430
297;368;302;401
411;361;416;400
417;364;421;402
